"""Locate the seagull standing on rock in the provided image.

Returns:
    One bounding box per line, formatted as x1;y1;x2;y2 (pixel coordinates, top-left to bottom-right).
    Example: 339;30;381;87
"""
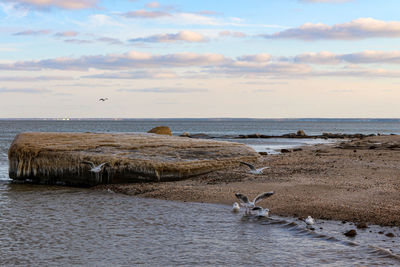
240;162;269;175
235;191;274;214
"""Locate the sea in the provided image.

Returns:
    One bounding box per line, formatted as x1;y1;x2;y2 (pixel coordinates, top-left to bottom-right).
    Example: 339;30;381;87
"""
1;119;400;266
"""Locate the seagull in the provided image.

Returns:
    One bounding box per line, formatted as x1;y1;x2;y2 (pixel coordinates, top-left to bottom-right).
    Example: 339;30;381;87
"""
252;206;270;217
232;202;240;212
235;191;274;214
81;161;109;173
305;216;315;225
99;98;108;101
240;162;269;174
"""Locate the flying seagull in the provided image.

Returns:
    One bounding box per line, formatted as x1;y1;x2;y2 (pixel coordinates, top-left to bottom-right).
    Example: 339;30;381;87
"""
235;191;274;214
252;206;270;217
240;162;269;174
81;161;109;173
232;202;240;213
99;98;109;101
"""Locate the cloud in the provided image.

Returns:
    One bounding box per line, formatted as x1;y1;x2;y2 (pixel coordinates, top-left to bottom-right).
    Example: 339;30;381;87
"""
262;18;400;40
96;37;123;45
118;87;207;93
119;9;171;18
55;31;79;37
0;87;51;93
5;50;400;79
0;51;229;71
88;14;123;27
84;70;178;79
0;75;71;81
237;54;271;62
5;0;97;10
64;38;93;44
293;50;400;64
129;31;206;43
13;29;51;36
145;1;160;8
219;30;247;38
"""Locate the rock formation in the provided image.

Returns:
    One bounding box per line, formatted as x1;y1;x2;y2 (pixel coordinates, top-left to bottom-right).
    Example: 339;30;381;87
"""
147;126;172;135
8;132;259;186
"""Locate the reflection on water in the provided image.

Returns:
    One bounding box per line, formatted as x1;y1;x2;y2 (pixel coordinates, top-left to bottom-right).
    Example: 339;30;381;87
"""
1;184;399;266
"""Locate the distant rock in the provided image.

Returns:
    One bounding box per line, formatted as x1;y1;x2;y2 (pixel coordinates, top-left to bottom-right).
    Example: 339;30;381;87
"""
385;232;395;237
188;133;212;139
344;229;357;237
297;130;306;137
281;149;290;153
180;132;190;137
258;152;268;156
147;126;172;136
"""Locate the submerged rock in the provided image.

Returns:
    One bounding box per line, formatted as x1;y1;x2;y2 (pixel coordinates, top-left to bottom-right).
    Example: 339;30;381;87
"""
8;132;259;186
344;229;357;237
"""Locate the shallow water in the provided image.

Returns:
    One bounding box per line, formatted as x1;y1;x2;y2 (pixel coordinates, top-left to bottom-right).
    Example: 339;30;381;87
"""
1;119;400;266
0;183;399;266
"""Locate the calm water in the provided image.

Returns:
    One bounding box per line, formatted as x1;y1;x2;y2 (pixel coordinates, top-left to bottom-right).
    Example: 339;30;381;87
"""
1;119;400;266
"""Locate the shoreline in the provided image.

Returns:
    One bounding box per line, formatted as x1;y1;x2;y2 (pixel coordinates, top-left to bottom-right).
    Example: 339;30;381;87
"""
94;135;400;226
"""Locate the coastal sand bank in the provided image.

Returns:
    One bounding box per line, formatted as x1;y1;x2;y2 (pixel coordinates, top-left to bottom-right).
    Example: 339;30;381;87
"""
96;135;400;226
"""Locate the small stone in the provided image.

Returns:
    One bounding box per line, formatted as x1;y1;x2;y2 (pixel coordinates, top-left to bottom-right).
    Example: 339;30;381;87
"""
258;152;268;156
378;231;384;235
344;229;357;237
356;222;368;229
385;233;395;237
281;149;290;153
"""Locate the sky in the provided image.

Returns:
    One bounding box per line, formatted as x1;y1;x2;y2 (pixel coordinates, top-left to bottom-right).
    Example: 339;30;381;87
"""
1;0;400;118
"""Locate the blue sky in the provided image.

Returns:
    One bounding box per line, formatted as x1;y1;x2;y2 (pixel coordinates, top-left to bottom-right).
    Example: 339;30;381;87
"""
1;0;400;118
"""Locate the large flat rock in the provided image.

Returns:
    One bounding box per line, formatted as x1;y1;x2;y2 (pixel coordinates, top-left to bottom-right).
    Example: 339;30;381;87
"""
8;132;259;186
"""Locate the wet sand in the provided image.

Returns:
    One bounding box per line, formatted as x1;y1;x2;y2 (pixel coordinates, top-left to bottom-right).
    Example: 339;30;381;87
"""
96;135;400;226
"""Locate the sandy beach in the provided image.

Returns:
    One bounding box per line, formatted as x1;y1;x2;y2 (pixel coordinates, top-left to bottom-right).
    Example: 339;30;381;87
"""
96;135;400;226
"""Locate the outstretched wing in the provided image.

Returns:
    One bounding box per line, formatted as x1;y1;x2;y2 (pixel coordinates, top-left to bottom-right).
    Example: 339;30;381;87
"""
240;162;256;171
257;166;270;172
97;162;109;169
253;191;274;204
235;193;250;204
81;161;95;168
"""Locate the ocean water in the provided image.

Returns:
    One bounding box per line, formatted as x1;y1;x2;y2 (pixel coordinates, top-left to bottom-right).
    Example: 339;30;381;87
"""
1;119;400;266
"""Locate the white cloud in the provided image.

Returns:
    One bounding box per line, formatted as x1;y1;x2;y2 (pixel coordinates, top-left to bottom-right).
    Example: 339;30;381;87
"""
219;30;247;38
129;31;206;43
145;1;160;9
55;31;79;37
262;18;400;40
13;29;51;35
5;0;97;10
119;9;171;18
